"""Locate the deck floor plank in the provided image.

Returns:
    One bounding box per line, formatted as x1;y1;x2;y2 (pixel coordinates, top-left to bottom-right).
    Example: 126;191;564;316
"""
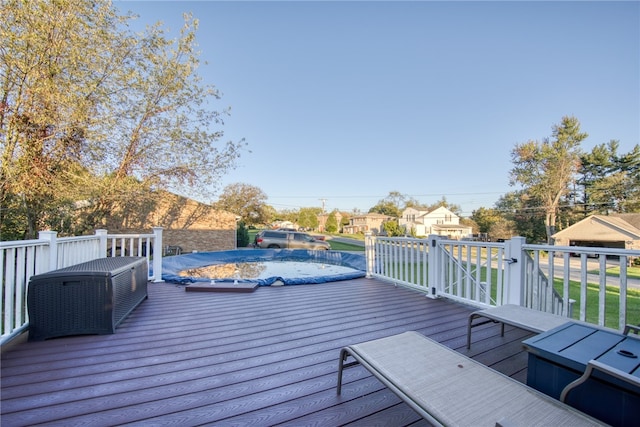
2;277;534;426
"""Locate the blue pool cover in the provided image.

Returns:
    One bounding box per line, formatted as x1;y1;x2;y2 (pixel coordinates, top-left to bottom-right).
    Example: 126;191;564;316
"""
162;249;366;286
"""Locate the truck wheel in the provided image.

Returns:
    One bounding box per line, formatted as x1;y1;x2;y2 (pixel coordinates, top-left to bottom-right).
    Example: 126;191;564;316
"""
268;244;280;249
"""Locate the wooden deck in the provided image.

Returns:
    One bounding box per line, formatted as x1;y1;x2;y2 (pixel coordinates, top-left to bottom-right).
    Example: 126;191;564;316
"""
1;277;537;426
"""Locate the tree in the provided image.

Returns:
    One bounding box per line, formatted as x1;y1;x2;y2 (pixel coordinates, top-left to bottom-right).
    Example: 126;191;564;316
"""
471;207;503;234
1;0;244;238
214;183;268;226
339;211;351;229
368;201;400;217
459;217;478;234
368;191;407;217
236;221;250;248
403;197;428;210
369;191;413;218
298;207;321;230
261;205;277;225
382;219;404;237
1;0;122;237
426;196;461;215
488;218;517;241
495;191;546;243
509;116;587;243
579;141;640;214
276;209;298;224
325;211;338;233
383;191;407;210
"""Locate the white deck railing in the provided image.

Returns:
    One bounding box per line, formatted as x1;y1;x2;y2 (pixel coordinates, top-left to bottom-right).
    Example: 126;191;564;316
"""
365;234;640;332
3;229;638;346
1;228;163;345
366;236;430;292
522;243;639;330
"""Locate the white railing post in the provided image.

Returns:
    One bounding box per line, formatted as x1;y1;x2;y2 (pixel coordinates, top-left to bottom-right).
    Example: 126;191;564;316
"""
365;232;374;278
505;236;526;305
427;234;440;298
152;227;164;282
38;231;58;271
95;229;108;257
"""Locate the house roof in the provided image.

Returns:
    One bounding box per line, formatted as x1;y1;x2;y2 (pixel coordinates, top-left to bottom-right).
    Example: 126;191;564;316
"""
402;206;458;219
352;213;394;220
552;214;640;240
610;213;640;230
432;224;473;231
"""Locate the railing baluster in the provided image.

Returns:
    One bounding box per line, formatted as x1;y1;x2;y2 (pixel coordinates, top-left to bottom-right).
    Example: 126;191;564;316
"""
619;259;628;330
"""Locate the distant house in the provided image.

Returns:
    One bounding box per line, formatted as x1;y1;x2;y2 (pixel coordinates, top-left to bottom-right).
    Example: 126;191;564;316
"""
342;213;393;235
552;213;640;251
399;206;472;240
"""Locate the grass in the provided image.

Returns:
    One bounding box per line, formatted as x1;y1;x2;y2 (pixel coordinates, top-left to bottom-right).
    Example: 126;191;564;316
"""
552;278;640;329
589;266;640;280
326;240;365;251
327;232;366;241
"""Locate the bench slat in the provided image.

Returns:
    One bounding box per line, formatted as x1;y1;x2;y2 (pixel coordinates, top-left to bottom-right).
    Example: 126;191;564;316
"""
467;304;570;349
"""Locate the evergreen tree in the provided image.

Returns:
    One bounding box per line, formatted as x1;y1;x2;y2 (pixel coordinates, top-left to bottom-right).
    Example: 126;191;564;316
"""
579;141;640;214
236;221;250;248
325;211;338;233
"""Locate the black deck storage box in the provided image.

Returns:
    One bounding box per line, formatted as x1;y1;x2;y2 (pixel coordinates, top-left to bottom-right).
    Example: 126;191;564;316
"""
27;257;148;341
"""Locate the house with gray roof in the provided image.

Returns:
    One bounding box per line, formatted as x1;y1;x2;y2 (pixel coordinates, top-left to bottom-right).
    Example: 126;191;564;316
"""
552;213;640;251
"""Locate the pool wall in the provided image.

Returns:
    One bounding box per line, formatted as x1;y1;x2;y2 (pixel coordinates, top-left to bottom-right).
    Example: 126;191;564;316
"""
162;249;366;286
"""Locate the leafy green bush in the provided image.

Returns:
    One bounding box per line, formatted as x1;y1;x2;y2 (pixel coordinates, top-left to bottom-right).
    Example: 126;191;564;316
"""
237;221;250;248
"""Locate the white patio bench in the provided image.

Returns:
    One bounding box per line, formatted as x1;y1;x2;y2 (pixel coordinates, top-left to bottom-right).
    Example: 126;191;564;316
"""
337;331;606;426
466;304;571;349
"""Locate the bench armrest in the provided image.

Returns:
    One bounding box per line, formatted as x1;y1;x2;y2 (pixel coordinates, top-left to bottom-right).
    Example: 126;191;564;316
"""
560;359;640;402
623;324;640;335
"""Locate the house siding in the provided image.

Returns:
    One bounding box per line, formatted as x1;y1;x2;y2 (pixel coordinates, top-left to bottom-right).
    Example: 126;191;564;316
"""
399;206;472;239
109;191;237;253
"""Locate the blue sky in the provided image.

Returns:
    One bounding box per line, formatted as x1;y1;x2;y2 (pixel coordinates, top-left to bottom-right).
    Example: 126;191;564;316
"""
119;1;639;217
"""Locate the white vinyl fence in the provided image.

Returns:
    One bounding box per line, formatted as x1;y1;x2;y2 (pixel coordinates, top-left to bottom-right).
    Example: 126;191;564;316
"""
366;234;640;332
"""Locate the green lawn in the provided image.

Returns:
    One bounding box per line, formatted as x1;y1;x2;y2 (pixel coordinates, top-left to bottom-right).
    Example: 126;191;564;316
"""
326;240;365;251
589;266;640;280
327;232;365;241
552;278;640;329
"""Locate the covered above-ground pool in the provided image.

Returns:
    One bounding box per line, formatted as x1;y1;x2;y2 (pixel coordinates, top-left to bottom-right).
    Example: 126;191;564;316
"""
162;249;366;286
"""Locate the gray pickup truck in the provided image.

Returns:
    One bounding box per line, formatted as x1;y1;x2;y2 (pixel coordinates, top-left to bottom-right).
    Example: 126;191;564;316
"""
254;230;330;250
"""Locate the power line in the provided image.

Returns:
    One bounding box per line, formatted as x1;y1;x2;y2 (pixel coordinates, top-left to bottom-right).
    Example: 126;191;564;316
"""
319;199;327;214
268;191;506;200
